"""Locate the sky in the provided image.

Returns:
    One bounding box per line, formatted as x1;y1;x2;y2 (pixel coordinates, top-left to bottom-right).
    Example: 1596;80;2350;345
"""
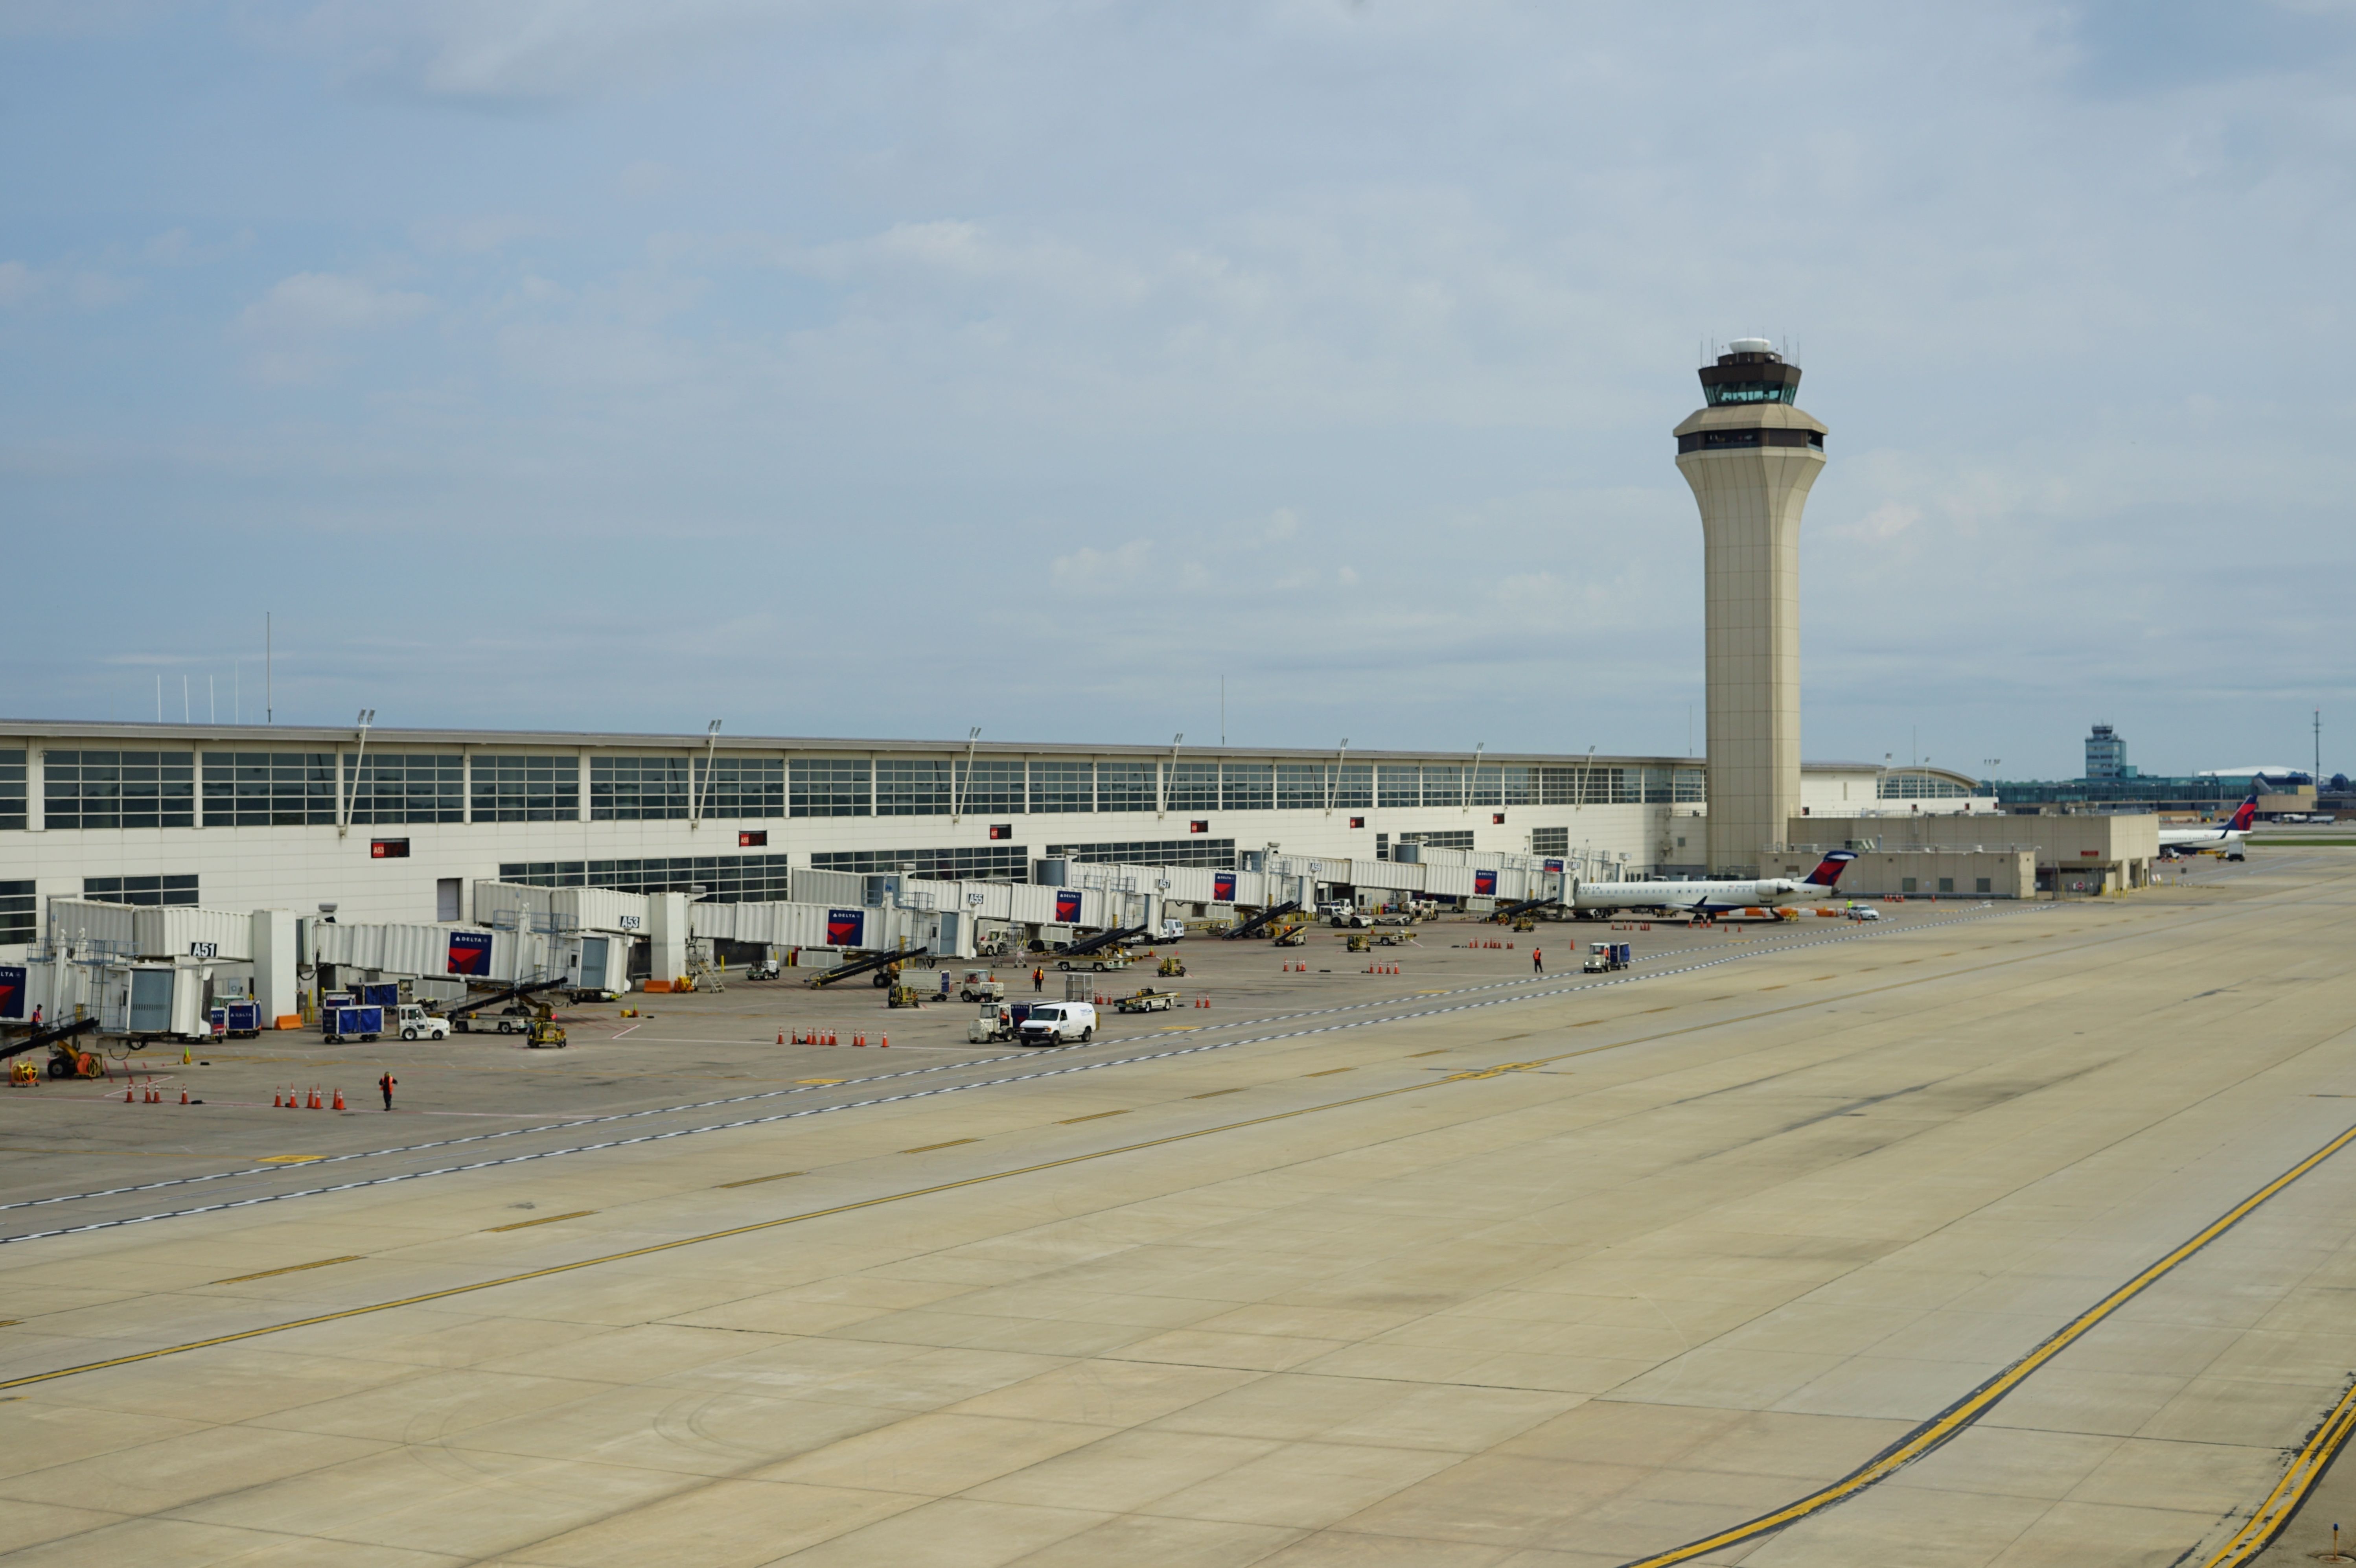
4;0;2352;781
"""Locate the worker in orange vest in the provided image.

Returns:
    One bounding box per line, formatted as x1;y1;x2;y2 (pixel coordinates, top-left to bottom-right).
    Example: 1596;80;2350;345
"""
1032;966;1044;993
377;1071;396;1111
1531;948;1543;975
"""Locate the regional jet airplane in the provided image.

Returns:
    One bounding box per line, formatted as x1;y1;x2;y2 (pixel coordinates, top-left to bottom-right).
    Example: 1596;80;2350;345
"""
1571;850;1858;920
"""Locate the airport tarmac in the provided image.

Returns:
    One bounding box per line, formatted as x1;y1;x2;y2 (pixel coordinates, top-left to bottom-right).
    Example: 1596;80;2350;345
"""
1;858;2350;1567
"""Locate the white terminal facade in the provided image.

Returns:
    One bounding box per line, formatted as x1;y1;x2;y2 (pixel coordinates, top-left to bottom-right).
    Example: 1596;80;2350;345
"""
0;720;1993;953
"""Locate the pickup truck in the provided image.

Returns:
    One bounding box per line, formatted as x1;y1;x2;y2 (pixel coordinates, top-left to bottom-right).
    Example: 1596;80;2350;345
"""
1016;1001;1098;1046
1114;989;1178;1014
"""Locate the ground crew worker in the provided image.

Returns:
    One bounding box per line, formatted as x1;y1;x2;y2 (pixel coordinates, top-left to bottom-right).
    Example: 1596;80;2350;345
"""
1531;948;1543;975
1033;967;1044;993
377;1071;396;1111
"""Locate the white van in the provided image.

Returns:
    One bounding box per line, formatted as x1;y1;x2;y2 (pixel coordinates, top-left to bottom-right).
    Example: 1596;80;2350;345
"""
1016;1001;1098;1046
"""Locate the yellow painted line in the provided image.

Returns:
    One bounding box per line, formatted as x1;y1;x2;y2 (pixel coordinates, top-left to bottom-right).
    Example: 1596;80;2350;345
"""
716;1171;805;1189
2201;1376;2356;1566
899;1138;980;1154
795;1078;847;1085
1618;1119;2356;1568
212;1255;362;1285
1304;1067;1353;1077
482;1211;595;1233
1405;1049;1450;1058
258;1155;323;1165
1058;1110;1128;1124
1188;1088;1244;1099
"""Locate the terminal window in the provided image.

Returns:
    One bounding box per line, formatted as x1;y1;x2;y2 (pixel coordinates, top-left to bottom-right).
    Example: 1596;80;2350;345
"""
1377;765;1421;808
810;845;1031;882
696;756;784;819
48;750;197;830
1878;771;1975;799
1163;763;1219;813
591;756;692;821
790;758;872;818
1275;765;1326;811
1399;830;1475;852
1530;826;1570;856
1027;762;1092;813
348;755;464;825
0;751;23;831
1046;837;1238;871
1220;764;1273;811
874;759;952;816
0;879;31;944
84;874;199;907
202;752;337;826
498;855;792;902
1094;761;1156;813
954;760;1025;815
472;755;579;823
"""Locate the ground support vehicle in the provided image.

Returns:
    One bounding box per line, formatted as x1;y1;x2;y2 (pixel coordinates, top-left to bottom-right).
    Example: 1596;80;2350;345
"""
1583;942;1632;974
208;1002;264;1039
1055;950;1130;973
955;971;1005;1003
322;1004;384;1043
0;1017;104;1080
393;1003;451;1041
1272;924;1306;947
885;984;926;1009
526;1013;567;1049
1224;902;1303;940
1346;932;1372;953
1155;919;1187;944
1017;1002;1098;1046
806;948;930;990
1114;989;1178;1014
1156;956;1186;978
450;977;569;1033
745;959;781;981
1846;906;1881;921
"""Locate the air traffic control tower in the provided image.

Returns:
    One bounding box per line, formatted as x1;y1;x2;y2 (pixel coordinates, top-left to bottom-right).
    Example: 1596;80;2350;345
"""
1675;339;1828;877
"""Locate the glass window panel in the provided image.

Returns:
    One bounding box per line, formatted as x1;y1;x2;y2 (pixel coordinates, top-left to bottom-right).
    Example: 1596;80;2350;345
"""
1093;761;1157;813
696;756;785;819
1377;765;1421;808
953;759;1026;815
1044;838;1238;871
0;878;32;943
591;756;692;821
47;749;195;829
497;854;792;902
788;758;872;818
875;758;953;817
201;751;333;827
1163;762;1219;813
472;755;580;822
1220;763;1272;811
1026;761;1092;813
810;845;1032;881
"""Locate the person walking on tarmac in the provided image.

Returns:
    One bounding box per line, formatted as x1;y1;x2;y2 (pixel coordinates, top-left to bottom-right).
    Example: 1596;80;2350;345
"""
1033;966;1045;993
1531;948;1543;975
377;1071;396;1111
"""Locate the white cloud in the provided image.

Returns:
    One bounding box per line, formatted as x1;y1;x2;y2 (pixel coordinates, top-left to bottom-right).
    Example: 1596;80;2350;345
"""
233;272;434;384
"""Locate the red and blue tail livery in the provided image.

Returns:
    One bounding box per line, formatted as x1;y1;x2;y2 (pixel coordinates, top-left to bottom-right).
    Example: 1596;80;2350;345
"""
2226;793;2259;832
1802;850;1859;888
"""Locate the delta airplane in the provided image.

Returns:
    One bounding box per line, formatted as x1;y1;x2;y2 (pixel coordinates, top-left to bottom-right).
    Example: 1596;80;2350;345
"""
1571;850;1859;920
2156;793;2258;860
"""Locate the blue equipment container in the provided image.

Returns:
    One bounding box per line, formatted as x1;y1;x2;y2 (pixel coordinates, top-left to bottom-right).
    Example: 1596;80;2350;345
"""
321;1004;384;1042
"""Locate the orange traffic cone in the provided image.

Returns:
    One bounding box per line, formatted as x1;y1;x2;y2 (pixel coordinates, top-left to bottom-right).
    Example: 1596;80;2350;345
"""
124;1084;134;1103
273;1088;283;1107
180;1088;188;1104
332;1088;345;1110
880;1035;888;1048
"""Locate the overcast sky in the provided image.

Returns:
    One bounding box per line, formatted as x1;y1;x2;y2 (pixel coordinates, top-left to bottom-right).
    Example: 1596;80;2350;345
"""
5;2;2351;779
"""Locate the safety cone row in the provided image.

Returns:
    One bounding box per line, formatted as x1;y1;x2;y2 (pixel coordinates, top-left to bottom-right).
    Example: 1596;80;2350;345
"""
1194;997;1209;1008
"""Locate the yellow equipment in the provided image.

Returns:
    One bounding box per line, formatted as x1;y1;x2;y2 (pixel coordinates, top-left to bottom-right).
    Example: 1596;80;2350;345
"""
524;996;568;1049
1345;932;1371;953
1157;956;1186;977
885;984;926;1009
1272;924;1306;947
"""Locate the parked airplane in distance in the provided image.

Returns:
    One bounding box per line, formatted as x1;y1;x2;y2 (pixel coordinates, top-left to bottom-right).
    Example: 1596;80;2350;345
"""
1572;850;1858;920
2157;793;2257;861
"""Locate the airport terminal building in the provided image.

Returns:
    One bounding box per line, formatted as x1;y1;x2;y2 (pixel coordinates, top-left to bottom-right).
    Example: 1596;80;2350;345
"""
0;719;1999;951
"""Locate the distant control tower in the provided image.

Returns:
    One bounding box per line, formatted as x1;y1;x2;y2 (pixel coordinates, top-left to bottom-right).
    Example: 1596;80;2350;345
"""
1675;339;1828;877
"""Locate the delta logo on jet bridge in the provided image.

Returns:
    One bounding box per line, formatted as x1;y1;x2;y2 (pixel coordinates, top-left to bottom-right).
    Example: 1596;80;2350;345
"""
446;931;493;976
1213;872;1237;902
1055;889;1082;924
1474;869;1497;897
0;964;21;1018
827;908;865;948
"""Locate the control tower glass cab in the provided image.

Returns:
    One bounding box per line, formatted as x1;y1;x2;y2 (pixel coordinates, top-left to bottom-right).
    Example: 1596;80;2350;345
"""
1673;339;1830;878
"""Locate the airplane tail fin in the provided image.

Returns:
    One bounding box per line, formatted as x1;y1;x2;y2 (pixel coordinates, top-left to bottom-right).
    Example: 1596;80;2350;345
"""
1803;850;1858;888
2227;793;2259;832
